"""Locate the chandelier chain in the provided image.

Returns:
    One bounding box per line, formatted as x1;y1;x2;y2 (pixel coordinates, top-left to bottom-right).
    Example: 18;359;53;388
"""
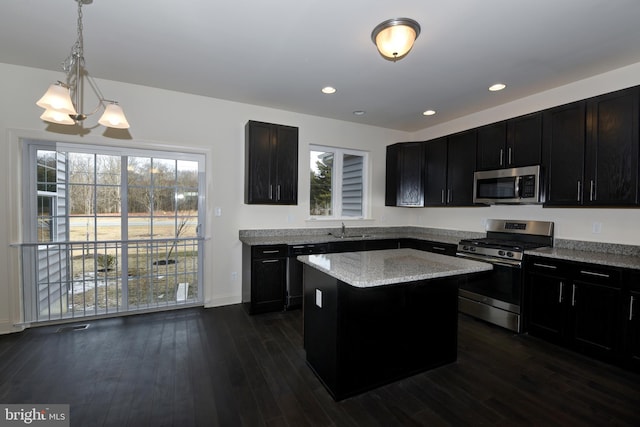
62;0;85;75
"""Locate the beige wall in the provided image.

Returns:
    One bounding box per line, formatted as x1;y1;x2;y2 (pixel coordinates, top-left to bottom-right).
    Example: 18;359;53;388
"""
1;61;639;334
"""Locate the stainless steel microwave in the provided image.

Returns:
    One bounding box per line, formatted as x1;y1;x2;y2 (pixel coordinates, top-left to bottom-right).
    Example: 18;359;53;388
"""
473;165;543;204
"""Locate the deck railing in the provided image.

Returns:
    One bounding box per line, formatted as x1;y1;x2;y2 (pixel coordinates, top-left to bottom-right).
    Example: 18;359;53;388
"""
18;237;203;323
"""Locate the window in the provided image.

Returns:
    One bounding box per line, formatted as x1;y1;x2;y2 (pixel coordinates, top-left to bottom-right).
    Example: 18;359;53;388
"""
310;145;368;218
21;140;206;323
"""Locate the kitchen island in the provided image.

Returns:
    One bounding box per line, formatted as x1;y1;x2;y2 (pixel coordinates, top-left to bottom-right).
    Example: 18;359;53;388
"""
298;248;492;401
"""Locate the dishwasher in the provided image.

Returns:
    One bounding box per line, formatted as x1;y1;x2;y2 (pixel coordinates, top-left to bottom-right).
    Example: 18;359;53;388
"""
287;243;328;310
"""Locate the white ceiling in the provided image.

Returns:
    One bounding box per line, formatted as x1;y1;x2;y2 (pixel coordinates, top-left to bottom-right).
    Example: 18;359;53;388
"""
2;0;640;132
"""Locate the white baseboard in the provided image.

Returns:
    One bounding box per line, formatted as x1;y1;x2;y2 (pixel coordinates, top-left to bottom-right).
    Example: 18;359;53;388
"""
204;294;241;308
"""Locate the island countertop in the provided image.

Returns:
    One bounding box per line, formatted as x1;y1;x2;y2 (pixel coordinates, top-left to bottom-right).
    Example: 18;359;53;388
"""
297;248;492;288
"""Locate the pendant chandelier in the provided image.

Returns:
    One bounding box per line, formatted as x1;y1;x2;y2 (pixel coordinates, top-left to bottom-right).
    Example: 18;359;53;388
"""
36;0;130;129
371;18;421;62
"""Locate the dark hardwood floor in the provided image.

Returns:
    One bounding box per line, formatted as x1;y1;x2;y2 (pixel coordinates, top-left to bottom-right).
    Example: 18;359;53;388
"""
1;305;638;426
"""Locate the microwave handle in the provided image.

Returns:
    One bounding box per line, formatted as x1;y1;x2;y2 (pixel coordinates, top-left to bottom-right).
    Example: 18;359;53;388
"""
515;176;521;198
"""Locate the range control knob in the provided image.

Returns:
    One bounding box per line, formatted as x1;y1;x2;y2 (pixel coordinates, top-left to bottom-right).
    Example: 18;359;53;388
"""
462;246;469;251
506;251;514;258
470;247;476;252
498;250;505;256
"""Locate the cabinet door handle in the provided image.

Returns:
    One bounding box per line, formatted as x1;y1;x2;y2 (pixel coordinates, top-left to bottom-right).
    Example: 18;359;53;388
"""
533;263;557;270
261;259;280;264
579;270;610;278
589;180;595;201
269;184;273;200
261;250;280;254
630;295;635;321
499;148;504;166
508;147;512;165
432;246;446;252
571;284;576;306
577;180;581;202
447;189;451;203
558;281;564;303
441;189;445;204
277;185;281;201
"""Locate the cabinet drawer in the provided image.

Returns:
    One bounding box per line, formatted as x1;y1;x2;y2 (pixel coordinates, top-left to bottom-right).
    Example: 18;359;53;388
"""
527;258;568;274
574;265;621;286
252;245;288;259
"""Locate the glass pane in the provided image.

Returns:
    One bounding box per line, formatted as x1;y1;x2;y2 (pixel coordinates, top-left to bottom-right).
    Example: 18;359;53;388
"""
175;216;198;238
95;217;121;241
37;195;53;242
128;216;152;240
152;187;176;214
68;183;94;215
341;154;363;217
176;187;198;212
36;150;58;193
128;186;151;215
152;158;176;187
96;154;121;185
310;150;333;216
128;157;151;185
96;186;121;215
68;153;95;184
69;216;94;242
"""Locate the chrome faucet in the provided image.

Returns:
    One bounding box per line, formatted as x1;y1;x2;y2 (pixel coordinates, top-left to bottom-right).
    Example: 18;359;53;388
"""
341;222;346;238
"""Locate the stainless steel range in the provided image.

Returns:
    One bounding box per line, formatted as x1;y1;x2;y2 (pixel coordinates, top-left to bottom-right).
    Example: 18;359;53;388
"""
456;219;554;332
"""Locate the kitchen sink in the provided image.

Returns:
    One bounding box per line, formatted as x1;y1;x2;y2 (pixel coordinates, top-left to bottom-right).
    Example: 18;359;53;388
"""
329;233;372;239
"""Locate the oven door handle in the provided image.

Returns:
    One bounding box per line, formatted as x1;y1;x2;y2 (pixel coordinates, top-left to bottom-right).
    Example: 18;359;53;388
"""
456;252;522;268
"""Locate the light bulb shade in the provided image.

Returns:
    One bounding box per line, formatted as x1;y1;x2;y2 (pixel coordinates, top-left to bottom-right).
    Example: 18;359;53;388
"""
36;84;77;114
372;18;421;61
98;103;130;129
40;108;75;125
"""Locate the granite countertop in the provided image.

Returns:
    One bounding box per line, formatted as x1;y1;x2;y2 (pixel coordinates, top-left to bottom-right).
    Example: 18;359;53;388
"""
240;226;640;271
526;246;640;270
297;248;492;288
239;226;477;247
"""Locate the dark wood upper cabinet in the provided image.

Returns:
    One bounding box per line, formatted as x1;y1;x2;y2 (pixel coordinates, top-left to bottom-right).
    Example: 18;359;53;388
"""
447;130;477;206
507;112;543;167
423;132;477;207
585;87;639;206
245;120;298;205
543;86;639;207
424;137;448;206
543;100;587;206
477;122;506;170
477;113;542;170
385;142;426;207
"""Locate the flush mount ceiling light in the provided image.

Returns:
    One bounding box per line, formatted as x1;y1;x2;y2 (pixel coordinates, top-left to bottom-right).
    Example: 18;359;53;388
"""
423;109;436;116
36;0;130;129
321;86;337;94
489;83;507;92
371;18;421;61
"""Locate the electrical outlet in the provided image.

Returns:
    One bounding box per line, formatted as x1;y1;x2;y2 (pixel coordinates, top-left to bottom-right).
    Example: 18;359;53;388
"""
231;271;238;281
214;207;222;217
592;222;602;234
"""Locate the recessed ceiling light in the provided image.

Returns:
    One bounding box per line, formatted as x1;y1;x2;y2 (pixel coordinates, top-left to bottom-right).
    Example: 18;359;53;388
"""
489;83;506;92
321;86;337;94
353;110;366;116
423;110;436;116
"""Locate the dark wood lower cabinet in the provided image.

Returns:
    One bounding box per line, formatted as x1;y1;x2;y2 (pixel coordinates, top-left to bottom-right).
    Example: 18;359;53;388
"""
242;244;288;314
303;264;459;401
525;256;636;370
626;272;640;371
